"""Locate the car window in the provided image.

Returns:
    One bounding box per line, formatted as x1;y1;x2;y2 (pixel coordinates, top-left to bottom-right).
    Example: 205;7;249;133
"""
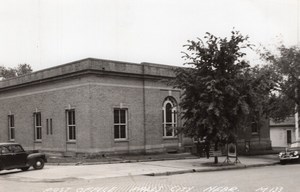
8;145;24;153
0;146;11;154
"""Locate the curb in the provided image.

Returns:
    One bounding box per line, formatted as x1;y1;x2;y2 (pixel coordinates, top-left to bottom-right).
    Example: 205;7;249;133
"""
47;156;198;166
144;162;279;176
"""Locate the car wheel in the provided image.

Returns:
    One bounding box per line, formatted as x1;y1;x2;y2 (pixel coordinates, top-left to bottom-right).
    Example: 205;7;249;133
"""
33;158;45;170
21;167;30;171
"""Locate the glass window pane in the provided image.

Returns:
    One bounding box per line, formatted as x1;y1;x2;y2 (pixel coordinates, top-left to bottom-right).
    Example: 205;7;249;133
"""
251;122;257;133
11;128;15;140
39;113;41;126
50;119;53;135
173;112;176;124
69;127;72;140
166;103;172;123
13;145;24;153
36;128;39;139
69;126;76;140
166;124;173;136
120;125;126;138
72;110;75;125
10;115;14;127
46;119;49;135
67;110;75;125
120;110;126;123
114;110;119;124
38;127;42;140
36;113;41;126
1;146;10;154
114;125;119;139
68;111;71;125
73;126;76;140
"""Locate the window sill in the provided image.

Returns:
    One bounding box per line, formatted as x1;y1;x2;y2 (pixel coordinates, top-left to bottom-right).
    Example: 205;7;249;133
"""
163;136;178;140
114;139;129;142
34;141;42;143
66;141;76;144
251;132;259;136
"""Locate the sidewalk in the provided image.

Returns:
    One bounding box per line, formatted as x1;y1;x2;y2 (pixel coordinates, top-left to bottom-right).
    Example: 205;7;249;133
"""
145;154;280;176
46;153;281;177
1;154;280;182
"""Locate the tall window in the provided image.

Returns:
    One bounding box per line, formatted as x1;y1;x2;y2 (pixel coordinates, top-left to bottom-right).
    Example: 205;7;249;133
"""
8;115;15;141
162;98;177;137
66;109;76;141
34;112;42;141
114;109;127;140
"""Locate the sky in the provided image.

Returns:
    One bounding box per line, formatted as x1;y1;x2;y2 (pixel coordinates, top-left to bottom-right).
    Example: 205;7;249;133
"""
0;0;299;71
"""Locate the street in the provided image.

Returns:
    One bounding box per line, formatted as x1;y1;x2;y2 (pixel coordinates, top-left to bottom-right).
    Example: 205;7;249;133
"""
0;163;299;192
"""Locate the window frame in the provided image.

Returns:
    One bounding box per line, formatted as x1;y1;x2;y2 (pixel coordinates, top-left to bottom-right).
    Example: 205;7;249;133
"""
162;98;177;138
66;109;76;142
34;112;42;141
113;108;128;141
8;115;15;141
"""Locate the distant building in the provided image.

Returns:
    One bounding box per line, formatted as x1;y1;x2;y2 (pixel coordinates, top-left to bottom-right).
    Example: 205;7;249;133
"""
0;58;271;155
270;117;295;149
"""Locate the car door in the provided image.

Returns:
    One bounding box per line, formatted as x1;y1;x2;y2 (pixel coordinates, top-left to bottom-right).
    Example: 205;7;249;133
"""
8;145;27;167
0;146;15;169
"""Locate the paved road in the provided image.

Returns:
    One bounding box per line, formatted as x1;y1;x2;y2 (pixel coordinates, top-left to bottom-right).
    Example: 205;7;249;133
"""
0;163;298;192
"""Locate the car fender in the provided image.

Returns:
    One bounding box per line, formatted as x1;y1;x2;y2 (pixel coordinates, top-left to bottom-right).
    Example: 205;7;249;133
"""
27;153;47;166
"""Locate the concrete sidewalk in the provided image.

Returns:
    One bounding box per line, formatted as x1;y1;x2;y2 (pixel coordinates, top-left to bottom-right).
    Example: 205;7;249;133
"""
144;154;280;176
0;154;280;182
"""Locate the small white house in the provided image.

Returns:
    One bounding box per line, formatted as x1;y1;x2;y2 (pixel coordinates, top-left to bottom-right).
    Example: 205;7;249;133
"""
270;117;296;149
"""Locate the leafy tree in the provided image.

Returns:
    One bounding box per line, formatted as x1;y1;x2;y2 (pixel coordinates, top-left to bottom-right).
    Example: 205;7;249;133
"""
0;63;32;79
15;63;33;76
259;45;300;122
173;31;276;163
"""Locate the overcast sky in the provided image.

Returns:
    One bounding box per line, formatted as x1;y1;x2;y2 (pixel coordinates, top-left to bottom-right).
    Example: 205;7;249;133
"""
0;0;298;71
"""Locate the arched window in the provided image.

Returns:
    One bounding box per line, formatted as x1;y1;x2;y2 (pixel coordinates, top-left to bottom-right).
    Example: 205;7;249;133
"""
162;97;177;137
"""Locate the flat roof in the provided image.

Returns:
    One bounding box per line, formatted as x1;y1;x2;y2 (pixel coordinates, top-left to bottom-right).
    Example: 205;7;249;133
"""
0;58;177;91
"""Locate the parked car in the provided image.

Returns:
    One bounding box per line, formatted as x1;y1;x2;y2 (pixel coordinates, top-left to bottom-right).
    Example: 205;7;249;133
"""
278;141;300;164
0;143;47;171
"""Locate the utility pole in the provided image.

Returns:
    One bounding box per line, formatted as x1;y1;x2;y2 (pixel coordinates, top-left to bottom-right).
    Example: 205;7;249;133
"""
295;0;299;142
295;87;299;142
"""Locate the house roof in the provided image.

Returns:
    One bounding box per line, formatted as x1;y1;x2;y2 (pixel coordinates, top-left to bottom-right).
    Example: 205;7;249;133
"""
269;116;295;128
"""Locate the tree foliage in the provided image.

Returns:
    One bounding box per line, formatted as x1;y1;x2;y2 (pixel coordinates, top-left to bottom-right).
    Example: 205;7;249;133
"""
173;31;276;154
0;63;32;79
260;45;300;122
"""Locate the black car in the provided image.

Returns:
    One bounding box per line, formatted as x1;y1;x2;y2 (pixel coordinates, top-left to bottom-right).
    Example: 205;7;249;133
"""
279;141;300;164
0;143;47;171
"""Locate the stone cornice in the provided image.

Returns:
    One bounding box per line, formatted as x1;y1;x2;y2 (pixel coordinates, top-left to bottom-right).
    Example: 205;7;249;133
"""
0;58;176;91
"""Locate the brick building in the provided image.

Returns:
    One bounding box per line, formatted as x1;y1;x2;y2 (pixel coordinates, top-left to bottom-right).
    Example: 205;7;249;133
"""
0;58;271;155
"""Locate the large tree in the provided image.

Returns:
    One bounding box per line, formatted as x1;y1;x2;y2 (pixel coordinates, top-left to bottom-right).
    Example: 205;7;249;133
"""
173;31;276;163
260;45;300;122
0;63;32;79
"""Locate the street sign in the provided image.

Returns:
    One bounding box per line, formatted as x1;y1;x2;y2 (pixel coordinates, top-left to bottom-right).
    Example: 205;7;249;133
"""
227;143;237;157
